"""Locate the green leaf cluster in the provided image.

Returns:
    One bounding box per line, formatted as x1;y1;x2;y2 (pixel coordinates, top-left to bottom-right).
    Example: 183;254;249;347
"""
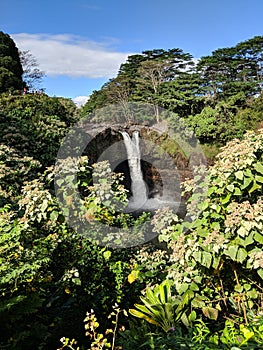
151;130;263;330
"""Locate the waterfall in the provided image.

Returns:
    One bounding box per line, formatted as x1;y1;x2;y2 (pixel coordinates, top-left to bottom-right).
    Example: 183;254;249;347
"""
121;131;148;209
120;130;180;216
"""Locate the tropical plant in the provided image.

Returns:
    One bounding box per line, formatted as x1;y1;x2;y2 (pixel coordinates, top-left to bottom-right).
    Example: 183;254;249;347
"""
129;280;193;332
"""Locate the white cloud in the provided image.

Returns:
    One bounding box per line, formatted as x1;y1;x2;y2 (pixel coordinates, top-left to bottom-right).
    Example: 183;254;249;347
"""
73;95;89;107
12;33;132;79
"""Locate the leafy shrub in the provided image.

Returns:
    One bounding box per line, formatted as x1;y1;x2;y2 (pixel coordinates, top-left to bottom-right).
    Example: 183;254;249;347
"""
0;156;152;349
0;144;41;206
152;129;263;327
0;94;79;166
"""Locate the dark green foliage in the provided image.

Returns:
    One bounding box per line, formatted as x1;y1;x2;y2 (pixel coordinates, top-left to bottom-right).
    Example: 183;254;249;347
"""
0;31;23;93
0;93;76;125
79;88;109;117
158;72;205;117
197;36;263;100
0;94;78;166
118;317;263;349
80;47;196;121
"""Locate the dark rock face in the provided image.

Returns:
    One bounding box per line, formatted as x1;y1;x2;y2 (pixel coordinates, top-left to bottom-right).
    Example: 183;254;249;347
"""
82;123;192;199
114;159;132;196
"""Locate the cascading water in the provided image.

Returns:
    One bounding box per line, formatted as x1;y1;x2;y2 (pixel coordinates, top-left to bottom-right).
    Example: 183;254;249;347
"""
121;130;181;216
121;131;148;210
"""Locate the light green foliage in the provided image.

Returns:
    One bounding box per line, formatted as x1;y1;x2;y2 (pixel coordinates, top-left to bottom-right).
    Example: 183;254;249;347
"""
18;178;58;226
1;31;263;349
87;160;128;213
186;94;249;144
128;244;170;286
0;204;60;349
56;130;263;349
84;160;150;247
119;313;263;349
0;144;41;206
56;156;150;247
0;153;151;348
129;280;193;332
152;130;263;328
0;33;149;348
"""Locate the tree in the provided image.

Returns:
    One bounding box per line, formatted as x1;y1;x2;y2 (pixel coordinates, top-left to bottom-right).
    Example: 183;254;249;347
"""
0;31;23;93
134;49;194;122
79;88;109;117
236;36;263;94
0;93;78;166
81;36;263;134
197;36;263;100
106;75;134;122
136;60;173;122
186;93;250;144
118;53;146;79
158;72;205;117
81;48;195;120
19;50;45;92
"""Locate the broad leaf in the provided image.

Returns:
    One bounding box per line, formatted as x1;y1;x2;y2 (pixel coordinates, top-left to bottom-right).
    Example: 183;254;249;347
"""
202;306;218;320
236;247;247;263
254;162;263;175
201;251;212;268
225;245;239;260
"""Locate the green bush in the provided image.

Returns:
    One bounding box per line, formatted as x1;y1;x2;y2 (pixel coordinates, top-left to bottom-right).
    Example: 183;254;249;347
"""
0;94;79;167
150;129;263;332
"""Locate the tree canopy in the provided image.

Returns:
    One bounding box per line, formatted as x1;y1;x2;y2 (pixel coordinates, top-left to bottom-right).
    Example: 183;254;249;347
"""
81;36;263;150
0;31;23;93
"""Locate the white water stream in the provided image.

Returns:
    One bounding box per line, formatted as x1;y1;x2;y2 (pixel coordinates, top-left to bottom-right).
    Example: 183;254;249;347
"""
121;131;180;214
121;131;148;209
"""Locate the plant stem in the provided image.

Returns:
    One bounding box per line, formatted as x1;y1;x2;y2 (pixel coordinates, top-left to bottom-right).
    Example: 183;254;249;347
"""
233;267;248;324
111;309;119;350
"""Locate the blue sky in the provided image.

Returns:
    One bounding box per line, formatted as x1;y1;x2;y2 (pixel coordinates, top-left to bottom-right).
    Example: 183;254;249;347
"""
2;0;263;104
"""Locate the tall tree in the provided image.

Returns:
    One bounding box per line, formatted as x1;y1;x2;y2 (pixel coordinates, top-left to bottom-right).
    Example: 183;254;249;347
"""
0;31;23;93
158;72;205;117
19;50;45;92
106;75;134;122
197;36;263;100
134;49;194;122
135;60;174;122
236;36;263;94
